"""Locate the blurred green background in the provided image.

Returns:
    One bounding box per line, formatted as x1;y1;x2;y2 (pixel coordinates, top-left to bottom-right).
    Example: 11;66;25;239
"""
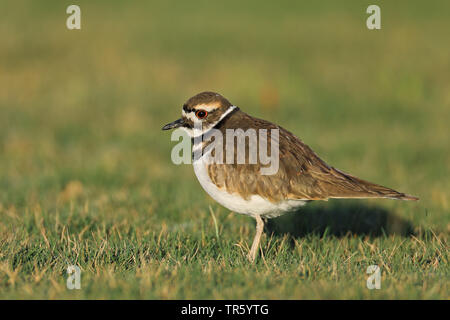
0;1;448;299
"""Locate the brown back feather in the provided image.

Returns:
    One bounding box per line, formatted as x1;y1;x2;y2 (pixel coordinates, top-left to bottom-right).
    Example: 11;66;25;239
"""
206;110;419;202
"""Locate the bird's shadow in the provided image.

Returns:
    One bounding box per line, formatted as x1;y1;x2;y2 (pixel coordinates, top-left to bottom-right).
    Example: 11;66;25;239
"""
265;200;415;238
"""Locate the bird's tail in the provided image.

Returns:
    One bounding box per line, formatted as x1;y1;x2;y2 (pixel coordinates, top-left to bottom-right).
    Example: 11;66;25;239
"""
322;167;419;201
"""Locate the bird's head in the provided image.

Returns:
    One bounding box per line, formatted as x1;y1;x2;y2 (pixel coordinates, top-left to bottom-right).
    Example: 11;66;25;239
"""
162;91;237;137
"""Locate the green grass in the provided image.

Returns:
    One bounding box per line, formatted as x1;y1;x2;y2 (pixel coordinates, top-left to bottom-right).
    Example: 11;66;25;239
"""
0;0;448;299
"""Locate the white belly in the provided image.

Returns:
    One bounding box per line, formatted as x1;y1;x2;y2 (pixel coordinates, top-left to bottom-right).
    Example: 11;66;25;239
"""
193;158;307;218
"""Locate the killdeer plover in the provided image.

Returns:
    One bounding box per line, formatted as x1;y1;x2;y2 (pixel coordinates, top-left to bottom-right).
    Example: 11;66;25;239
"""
162;92;418;262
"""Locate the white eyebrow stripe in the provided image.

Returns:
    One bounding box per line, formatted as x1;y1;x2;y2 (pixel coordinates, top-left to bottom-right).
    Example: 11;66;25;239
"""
193;104;221;112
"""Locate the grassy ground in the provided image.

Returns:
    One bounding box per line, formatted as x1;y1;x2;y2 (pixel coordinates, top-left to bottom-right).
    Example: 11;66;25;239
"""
0;0;448;299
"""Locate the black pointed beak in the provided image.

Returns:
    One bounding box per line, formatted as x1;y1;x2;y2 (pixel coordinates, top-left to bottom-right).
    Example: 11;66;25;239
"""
162;118;185;130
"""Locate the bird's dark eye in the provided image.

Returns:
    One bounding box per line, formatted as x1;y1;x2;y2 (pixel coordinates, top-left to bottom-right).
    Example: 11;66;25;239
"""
195;110;208;119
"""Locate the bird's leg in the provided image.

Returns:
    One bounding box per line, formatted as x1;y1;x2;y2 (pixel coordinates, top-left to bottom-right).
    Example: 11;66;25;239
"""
248;214;264;262
262;217;270;233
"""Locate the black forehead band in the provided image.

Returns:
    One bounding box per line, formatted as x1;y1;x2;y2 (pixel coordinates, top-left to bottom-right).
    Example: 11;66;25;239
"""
182;104;192;113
